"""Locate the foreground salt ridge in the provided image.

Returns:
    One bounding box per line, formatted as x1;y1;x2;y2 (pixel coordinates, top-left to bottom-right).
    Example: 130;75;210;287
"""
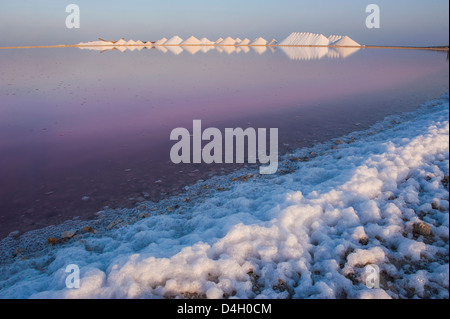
0;95;448;299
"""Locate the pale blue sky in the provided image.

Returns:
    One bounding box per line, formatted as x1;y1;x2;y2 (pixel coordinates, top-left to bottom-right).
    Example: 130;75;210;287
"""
0;0;448;46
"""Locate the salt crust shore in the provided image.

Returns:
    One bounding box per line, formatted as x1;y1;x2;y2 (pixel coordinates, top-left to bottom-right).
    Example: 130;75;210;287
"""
0;94;448;299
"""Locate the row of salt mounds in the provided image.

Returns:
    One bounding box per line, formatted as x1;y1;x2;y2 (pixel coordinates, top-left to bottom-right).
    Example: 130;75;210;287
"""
280;32;361;47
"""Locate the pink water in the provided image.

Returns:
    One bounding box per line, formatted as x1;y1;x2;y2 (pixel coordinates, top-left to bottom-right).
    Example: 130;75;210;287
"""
0;47;448;238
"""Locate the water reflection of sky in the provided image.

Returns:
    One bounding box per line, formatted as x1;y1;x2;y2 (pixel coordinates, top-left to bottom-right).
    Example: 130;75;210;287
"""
0;47;448;237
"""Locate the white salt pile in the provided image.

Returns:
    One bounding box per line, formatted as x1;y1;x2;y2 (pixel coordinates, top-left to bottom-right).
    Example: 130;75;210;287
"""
77;40;114;47
181;36;202;45
164;36;183;45
155;37;167;45
238;38;251;45
268;39;278;45
114;39;127;45
279;32;330;46
217;36;236;46
279;32;361;47
332;36;361;47
200;38;215;45
328;35;343;45
215;37;224;44
250;37;268;46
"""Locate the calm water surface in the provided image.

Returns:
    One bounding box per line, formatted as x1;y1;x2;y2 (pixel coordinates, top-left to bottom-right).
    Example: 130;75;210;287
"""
0;46;448;238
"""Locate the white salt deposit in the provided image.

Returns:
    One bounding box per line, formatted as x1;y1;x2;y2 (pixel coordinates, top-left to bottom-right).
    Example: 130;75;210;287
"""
114;39;127;45
77;40;114;46
332;36;361;47
217;36;236;46
77;32;361;49
238;38;251;46
155;37;167;45
1;93;448;299
328;35;343;45
279;32;330;46
200;38;215;45
164;36;183;45
181;36;202;45
250;37;268;46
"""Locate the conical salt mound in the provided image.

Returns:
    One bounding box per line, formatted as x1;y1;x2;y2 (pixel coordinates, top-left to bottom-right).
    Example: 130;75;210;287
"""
250;37;267;45
217;37;236;45
115;39;127;45
155;37;167;45
279;32;329;46
328;35;343;45
332;36;361;47
238;38;251;45
165;36;183;45
181;36;202;45
200;38;215;45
